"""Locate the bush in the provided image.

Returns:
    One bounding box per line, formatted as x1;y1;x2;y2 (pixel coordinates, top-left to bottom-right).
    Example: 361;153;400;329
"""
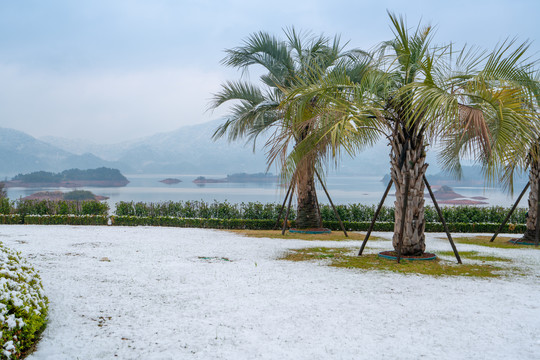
0;242;48;359
15;200;108;216
0;198;14;215
111;216;280;230
0;215;22;225
24;215;109;226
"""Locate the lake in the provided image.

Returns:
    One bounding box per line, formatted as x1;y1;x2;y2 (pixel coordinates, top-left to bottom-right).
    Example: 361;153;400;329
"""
5;173;529;210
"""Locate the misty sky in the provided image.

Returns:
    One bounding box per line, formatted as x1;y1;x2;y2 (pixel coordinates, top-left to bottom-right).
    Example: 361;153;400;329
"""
0;0;538;143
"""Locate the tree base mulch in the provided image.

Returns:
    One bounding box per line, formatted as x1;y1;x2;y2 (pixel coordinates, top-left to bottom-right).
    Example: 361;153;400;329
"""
378;250;437;261
290;228;332;234
508;238;539;246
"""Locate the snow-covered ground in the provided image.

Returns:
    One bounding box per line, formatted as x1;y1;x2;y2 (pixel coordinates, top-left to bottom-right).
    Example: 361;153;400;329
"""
1;225;539;360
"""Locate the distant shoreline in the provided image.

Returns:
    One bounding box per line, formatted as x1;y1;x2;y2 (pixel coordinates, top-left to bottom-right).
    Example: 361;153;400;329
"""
3;180;129;188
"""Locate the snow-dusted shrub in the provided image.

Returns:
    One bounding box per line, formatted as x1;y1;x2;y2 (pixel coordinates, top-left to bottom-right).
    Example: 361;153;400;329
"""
0;242;48;359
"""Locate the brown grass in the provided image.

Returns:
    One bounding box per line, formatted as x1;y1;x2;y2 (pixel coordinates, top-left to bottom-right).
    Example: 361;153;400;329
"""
451;235;540;249
279;247;516;278
227;229;380;241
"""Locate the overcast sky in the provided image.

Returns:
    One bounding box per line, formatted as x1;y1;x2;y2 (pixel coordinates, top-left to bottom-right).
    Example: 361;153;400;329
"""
0;0;538;143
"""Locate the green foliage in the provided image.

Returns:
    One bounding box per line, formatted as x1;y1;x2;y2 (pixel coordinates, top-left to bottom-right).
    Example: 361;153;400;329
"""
114;200;287;220
0;242;48;359
16;199;109;217
0;215;22;224
24;215;109;225
114;201;527;227
111;216;279;230
12;171;61;183
12;167;127;183
63;190;96;201
0;198;14;214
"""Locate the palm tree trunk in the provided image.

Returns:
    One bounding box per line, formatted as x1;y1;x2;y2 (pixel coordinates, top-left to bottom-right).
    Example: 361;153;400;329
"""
390;136;428;256
295;158;322;229
522;159;540;242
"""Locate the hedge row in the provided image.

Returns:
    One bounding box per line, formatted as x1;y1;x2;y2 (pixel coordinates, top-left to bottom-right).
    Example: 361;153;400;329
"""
115;200;290;220
24;215;109;225
0;199;109;216
114;201;528;225
0;199;530;225
110;217;525;233
0;214;22;224
111;216;279;229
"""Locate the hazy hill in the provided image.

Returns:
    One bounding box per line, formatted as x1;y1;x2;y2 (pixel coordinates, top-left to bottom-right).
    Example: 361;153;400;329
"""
0;127;129;177
8;120;444;176
40;120;414;175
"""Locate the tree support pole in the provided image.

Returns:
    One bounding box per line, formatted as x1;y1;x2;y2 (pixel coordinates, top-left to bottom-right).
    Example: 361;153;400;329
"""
396;173;410;264
314;170;347;237
490;181;530;242
282;181;296;235
424;175;462;264
358;179;393;255
274;180;295;230
534;178;540;246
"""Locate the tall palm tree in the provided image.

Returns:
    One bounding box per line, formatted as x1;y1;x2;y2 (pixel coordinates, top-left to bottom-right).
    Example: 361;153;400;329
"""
487;69;540;243
210;29;364;229
283;13;537;255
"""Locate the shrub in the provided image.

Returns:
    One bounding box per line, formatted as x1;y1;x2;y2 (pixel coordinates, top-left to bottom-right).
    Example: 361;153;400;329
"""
15;200;108;217
24;215;109;226
0;215;22;225
0;242;48;359
0;198;14;215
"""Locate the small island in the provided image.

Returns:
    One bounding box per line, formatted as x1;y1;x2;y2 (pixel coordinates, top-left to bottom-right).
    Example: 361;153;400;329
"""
193;173;278;184
428;185;488;205
22;190;108;201
4;167;129;188
159;178;182;185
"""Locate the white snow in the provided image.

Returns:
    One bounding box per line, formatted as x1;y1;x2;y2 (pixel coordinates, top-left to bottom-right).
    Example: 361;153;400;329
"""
1;225;539;360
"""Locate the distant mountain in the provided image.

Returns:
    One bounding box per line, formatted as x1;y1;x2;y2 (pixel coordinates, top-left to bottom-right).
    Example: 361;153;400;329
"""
39;121;264;174
0;128;129;177
40;120;412;176
22;120;446;176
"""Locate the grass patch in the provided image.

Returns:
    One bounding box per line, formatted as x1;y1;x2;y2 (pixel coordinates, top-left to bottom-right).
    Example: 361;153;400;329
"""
280;247;512;278
452;235;540;249
438;250;512;262
228;229;379;241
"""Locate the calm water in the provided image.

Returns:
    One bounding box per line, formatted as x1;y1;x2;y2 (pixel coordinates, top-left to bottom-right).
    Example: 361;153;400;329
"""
5;173;528;210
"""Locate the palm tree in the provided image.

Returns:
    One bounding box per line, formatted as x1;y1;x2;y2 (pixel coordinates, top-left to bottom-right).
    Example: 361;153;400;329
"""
487;70;540;243
283;13;537;255
210;29;364;229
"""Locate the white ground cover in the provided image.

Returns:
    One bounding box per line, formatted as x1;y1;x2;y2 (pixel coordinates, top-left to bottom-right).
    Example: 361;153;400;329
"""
0;225;539;360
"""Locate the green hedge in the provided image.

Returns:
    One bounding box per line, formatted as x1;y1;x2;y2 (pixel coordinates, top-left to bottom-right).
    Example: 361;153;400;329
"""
16;199;109;216
0;242;48;359
114;200;292;220
0;215;22;224
111;216;279;229
113;201;528;225
108;217;524;233
24;215;109;226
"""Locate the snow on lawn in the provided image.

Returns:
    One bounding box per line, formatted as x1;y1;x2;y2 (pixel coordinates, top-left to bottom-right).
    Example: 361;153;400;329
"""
1;225;539;360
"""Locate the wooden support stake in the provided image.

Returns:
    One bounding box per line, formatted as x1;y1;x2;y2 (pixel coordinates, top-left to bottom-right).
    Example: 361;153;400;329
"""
490;181;530;242
282;181;296;235
358;179;393;255
396;173;410;264
274;180;295;230
424;175;462;264
534;179;540;246
315;170;347;237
